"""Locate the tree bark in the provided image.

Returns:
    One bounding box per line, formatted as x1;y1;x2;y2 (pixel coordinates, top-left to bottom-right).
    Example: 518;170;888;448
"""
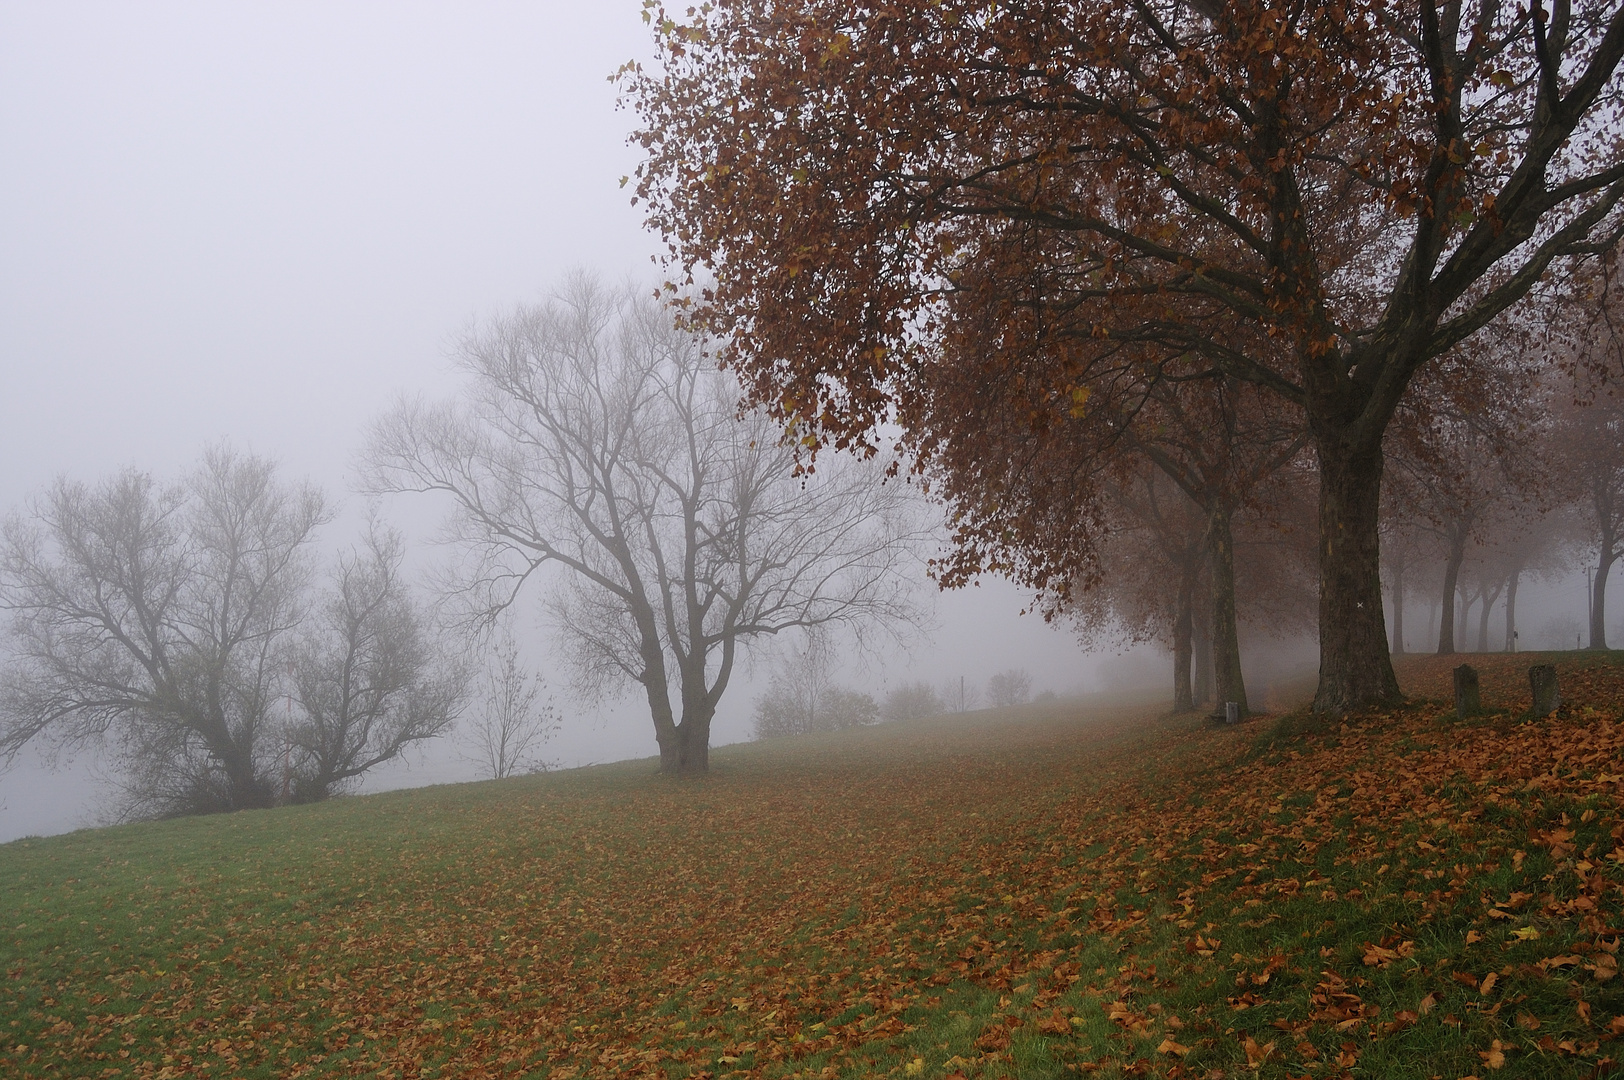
1311;440;1401;713
664;713;712;774
1436;524;1468;655
1172;555;1196;712
1505;566;1521;651
1593;550;1616;651
1476;579;1503;653
657;714;714;774
1207;503;1248;717
218;744;272;811
646;671;687;775
1591;480;1620;650
1192;595;1213;708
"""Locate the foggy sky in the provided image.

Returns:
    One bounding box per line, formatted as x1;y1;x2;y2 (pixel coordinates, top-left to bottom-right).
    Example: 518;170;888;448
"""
0;2;1120;842
0;5;1608;843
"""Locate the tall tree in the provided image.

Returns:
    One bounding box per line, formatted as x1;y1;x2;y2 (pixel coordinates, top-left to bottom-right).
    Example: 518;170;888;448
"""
629;0;1624;713
1124;378;1308;716
363;276;924;774
1067;467;1209;711
1384;333;1551;653
1556;379;1624;647
1550;251;1624;648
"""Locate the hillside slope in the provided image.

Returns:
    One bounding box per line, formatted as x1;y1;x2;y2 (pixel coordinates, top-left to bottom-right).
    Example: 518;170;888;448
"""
3;653;1623;1078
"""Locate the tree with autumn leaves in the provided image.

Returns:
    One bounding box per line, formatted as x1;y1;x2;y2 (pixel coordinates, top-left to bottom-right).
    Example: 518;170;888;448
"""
627;0;1624;714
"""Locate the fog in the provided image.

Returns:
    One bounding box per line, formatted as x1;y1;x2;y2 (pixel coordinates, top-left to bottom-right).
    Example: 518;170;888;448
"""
0;4;1610;844
0;3;1125;843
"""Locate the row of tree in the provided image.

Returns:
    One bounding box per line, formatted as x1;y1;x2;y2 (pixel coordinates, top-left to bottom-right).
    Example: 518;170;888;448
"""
749;639;1044;739
0;280;929;810
1072;312;1623;712
626;0;1624;717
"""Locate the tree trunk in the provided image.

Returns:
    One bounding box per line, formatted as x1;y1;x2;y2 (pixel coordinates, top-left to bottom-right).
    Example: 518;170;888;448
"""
1505;566;1521;651
1192;577;1213;707
658;710;713;774
1312;440;1401;713
221;751;271;811
1207;503;1248;717
646;671;691;775
1172;556;1196;712
1476;580;1503;653
1592;482;1619;650
1593;551;1615;650
1436;527;1467;655
672;714;712;773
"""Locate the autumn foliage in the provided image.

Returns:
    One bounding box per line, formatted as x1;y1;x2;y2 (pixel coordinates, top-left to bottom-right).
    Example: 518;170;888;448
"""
5;652;1624;1077
626;0;1624;715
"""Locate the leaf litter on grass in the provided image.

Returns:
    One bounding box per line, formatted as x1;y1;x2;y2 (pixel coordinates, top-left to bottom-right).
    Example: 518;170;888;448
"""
2;654;1623;1078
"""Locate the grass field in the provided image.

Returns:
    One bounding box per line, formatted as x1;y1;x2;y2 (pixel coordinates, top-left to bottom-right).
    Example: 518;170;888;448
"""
4;651;1624;1079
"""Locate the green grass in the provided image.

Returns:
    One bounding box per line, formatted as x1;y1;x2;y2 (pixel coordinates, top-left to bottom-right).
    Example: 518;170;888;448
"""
4;658;1624;1078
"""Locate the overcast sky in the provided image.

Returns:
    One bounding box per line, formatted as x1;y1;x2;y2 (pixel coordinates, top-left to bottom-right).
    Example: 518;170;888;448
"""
0;2;1121;842
0;4;1608;843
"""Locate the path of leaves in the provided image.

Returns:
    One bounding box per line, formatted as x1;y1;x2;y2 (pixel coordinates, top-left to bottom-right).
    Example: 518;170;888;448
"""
3;653;1623;1079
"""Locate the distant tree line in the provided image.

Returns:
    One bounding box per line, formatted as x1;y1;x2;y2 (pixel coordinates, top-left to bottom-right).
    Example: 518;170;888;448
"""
752;651;1043;740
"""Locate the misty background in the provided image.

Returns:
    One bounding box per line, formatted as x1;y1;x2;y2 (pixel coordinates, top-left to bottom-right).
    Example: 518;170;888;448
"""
0;2;1607;842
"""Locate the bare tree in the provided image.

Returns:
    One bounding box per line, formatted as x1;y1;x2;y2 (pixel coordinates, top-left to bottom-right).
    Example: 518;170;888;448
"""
985;668;1033;708
286;521;468;802
0;450;462;819
363;276;925;773
463;626;557;779
0;448;327;816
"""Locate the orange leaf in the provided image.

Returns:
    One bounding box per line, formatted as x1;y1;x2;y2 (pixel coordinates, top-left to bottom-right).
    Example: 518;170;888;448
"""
1156;1037;1191;1057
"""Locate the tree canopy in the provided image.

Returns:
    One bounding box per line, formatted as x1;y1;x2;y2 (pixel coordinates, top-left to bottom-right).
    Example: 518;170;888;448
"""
627;0;1624;713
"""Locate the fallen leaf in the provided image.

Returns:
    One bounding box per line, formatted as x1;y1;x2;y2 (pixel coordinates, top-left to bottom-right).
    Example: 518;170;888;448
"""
1156;1037;1191;1057
1242;1035;1275;1068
